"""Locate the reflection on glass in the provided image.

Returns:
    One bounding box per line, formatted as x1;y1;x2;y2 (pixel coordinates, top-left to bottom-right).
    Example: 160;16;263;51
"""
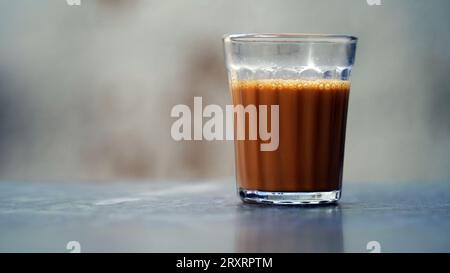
235;205;343;252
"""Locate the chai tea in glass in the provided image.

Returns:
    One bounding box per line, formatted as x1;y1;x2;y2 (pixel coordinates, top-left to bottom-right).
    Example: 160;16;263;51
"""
223;33;358;205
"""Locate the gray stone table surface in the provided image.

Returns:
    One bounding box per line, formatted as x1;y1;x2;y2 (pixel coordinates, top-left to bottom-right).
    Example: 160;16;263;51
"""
0;179;450;252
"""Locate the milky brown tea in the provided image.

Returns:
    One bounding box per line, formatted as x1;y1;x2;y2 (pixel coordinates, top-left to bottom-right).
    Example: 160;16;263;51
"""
231;79;350;193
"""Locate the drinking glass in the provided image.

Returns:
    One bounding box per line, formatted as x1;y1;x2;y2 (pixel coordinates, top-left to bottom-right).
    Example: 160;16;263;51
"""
223;33;358;205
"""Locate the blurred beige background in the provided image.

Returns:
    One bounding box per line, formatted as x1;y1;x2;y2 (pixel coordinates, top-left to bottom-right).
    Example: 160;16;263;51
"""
0;0;449;182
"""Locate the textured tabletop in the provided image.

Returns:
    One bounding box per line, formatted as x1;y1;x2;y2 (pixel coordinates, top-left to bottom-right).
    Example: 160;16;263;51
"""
0;180;449;253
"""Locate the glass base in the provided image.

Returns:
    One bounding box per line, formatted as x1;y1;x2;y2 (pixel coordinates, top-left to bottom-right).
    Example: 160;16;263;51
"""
239;188;341;205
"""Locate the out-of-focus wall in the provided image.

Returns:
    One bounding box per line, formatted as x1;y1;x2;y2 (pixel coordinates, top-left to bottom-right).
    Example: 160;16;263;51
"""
0;0;449;182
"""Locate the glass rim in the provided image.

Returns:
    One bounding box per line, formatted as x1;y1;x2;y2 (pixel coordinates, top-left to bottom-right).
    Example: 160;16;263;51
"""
223;33;358;44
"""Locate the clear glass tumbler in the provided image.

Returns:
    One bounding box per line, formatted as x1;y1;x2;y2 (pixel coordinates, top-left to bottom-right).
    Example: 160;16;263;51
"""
223;33;358;205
